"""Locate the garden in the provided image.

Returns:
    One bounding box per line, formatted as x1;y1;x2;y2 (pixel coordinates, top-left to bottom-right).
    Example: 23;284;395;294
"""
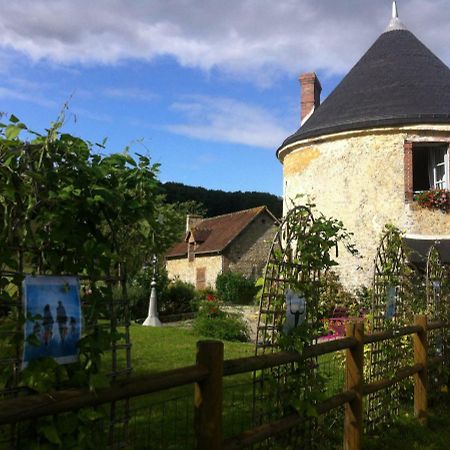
0;114;449;449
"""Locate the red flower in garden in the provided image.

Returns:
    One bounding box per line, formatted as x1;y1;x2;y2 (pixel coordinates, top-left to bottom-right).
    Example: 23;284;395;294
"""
207;294;215;301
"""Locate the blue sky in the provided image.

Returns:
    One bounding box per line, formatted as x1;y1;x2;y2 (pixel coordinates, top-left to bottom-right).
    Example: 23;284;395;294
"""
1;1;449;196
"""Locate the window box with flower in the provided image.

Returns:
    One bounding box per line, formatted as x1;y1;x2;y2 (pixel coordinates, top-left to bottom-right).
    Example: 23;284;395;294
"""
414;189;450;213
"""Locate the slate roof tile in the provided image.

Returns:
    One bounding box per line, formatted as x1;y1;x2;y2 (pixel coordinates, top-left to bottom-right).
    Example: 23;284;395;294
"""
279;28;450;151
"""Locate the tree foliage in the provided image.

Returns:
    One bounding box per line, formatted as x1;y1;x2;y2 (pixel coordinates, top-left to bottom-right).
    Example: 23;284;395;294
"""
0;112;173;447
215;271;258;305
161;181;283;218
0;112;163;277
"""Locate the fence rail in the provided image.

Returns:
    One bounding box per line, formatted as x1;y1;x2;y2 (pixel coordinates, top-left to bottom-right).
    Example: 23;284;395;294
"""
0;315;447;450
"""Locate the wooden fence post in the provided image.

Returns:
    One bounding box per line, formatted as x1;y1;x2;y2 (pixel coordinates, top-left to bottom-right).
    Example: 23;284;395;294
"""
344;321;364;450
194;340;224;450
414;314;428;426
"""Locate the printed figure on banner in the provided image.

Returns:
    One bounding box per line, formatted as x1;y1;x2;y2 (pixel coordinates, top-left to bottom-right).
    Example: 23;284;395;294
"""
22;276;82;368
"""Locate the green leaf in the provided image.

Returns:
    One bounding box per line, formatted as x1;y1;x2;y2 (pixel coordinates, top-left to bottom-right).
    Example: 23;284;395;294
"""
78;407;105;423
39;424;62;445
5;125;22;140
26;333;41;347
57;413;78;435
88;373;109;391
9;114;20;123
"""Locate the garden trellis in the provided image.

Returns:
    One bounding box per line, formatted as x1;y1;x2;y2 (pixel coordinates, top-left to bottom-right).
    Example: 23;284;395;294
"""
366;227;412;430
426;245;448;393
426;245;446;321
0;255;132;449
255;205;318;355
252;203;356;449
253;205;319;448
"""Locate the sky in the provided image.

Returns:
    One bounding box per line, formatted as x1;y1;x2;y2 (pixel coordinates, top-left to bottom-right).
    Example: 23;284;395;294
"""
1;1;450;196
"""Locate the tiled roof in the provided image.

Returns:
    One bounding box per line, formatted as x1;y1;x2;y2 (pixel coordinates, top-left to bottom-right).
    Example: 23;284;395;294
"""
279;28;450;151
166;206;276;259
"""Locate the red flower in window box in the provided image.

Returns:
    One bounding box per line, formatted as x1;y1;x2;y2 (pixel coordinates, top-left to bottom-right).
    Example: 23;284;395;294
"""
414;189;449;213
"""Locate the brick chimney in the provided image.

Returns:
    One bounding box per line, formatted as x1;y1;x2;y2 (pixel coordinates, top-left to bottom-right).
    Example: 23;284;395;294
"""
186;214;202;233
299;72;322;123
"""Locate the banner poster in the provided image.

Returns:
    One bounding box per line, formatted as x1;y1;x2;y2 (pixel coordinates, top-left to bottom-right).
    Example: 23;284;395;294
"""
385;285;397;320
284;288;306;332
22;276;82;369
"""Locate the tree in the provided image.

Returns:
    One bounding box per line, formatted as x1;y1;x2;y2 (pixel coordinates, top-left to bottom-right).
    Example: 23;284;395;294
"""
0;112;177;446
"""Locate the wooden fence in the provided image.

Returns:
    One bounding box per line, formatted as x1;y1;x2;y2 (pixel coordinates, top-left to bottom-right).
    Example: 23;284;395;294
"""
0;314;447;450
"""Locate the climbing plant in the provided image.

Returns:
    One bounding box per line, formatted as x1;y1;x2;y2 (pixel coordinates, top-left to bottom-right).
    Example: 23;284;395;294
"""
425;245;449;395
0;112;162;448
366;225;414;431
253;201;358;449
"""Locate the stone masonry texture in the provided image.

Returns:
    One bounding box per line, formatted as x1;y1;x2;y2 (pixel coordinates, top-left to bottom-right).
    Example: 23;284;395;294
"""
281;125;450;290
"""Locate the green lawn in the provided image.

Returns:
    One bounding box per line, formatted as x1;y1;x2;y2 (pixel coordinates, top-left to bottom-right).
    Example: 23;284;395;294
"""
111;324;255;449
124;323;254;375
110;325;450;450
364;395;450;449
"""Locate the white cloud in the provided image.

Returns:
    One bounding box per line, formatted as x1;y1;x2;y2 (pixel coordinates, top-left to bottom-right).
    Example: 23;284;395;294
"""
0;85;56;108
70;107;112;123
1;1;449;82
167;95;290;148
103;87;158;102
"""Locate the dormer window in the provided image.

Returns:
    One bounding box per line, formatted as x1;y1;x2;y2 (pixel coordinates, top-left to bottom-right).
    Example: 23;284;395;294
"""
412;143;449;192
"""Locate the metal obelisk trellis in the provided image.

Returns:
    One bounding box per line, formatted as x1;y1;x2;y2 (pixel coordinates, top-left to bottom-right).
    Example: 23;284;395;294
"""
0;248;132;448
426;245;445;321
253;205;322;448
425;245;448;392
366;227;411;431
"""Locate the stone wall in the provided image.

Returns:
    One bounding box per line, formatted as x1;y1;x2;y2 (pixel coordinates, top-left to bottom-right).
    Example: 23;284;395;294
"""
224;212;277;278
165;254;223;289
280;125;450;290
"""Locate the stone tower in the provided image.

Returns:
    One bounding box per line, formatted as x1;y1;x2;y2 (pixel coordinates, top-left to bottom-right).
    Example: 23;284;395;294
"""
277;2;450;289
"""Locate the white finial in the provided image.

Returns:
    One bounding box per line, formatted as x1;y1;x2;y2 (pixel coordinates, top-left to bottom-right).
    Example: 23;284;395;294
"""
385;1;406;32
392;1;398;19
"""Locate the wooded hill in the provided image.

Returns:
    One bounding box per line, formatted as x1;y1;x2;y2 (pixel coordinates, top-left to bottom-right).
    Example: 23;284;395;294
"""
161;182;283;218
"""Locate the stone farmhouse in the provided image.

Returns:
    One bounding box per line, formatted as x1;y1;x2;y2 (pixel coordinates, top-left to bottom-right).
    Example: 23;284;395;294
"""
165;206;278;289
277;3;450;289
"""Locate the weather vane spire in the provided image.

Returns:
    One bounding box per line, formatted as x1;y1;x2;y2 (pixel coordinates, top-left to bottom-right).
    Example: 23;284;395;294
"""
386;1;406;32
392;1;398;19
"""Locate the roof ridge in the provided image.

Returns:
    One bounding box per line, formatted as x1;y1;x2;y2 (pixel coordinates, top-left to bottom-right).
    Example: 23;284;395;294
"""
198;206;266;223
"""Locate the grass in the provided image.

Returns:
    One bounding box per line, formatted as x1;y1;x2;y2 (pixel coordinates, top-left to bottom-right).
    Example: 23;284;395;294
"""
3;320;450;449
117;325;450;449
123;323;254;375
111;323;255;449
364;394;450;449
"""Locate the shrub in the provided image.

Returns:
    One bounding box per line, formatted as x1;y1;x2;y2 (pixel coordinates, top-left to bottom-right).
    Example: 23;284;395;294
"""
120;270;197;319
160;279;196;316
191;288;217;312
215;271;258;305
193;295;249;341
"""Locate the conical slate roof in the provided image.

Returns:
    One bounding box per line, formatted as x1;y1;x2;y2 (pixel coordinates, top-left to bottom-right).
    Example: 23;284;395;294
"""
280;28;450;149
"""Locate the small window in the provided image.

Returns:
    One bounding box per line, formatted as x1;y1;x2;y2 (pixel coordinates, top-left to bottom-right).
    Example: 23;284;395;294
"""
196;267;206;290
412;144;449;192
